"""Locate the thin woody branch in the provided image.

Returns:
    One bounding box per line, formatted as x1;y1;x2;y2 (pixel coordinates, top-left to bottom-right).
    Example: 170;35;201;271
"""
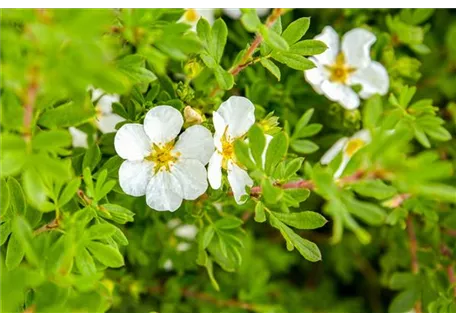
210;8;285;97
406;216;422;313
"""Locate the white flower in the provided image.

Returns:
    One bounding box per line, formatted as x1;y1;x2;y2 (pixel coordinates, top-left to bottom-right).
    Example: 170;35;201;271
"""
163;259;173;271
174;224;198;240
179;9;215;31
223;8;270;20
304;26;389;110
321;129;371;178
92;89;125;134
114;106;214;212
208;96;256;204
69;127;89;149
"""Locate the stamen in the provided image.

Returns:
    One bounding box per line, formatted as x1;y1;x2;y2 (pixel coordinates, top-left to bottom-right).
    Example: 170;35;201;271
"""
325;53;356;84
146;141;179;173
344;138;365;157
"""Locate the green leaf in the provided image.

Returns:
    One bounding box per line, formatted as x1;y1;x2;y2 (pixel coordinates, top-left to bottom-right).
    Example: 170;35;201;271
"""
0;142;27;177
289;40;327;55
389;289;419;313
425;126;451;141
38;101;95;128
261;178;283;204
33;130;72;151
273;211;327;230
248;125;266;167
117;54;157;83
390;272;416;290
260;59;281;81
363;95;383;129
99;204;135;224
83;144;101;172
214;65;234;90
0;178;10;216
264;132;288;175
254;201;266;223
272;52;315;70
87;223;117;240
293;123;322;139
269;215;321;262
58;178;81;207
201;225;215;249
282;17;310;45
352;180;397;200
215;217;243;230
6;232;25;270
234;140;256;170
260;26;289;51
342;194;386;226
196;17;211;47
209;19;228;63
22;168;54;212
291;139;319;154
75;247;97;276
86;241;124;268
295;109;314;133
12;216;40;267
0;221;12;245
6;177;26;215
241;10;262;32
283;158;304;179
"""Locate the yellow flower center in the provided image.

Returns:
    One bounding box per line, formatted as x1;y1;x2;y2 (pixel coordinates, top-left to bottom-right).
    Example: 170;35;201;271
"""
325;53;356;84
344;138;365;157
184;9;199;22
146;142;180;173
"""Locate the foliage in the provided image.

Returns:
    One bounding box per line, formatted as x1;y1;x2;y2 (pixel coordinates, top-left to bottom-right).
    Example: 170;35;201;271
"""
0;8;455;313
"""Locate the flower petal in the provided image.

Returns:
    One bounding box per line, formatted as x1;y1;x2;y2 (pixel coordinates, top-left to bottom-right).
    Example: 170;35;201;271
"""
171;159;208;200
96;94;119;114
227;161;253;204
320;81;360;110
320;137;348;165
144;106;184;145
118;160;154;196
304;57;328;94
212;110;226;136
174;125;214;165
174;224;198;240
352;129;372;143
146;170;183;212
349;61;389;99
97;113;125;134
334;154;351;178
341;28;376;69
114;124;151;161
208;152;223;190
313;26;339;66
69;127;88;149
215;96;255;139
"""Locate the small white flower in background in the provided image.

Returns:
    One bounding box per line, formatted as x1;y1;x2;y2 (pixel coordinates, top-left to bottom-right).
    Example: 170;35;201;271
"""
92;88;125;134
179;9;215;31
320;129;371;179
163;259;173;271
223;8;270;20
69;127;89;149
208;96;256;204
304;26;389;110
115;106;214;212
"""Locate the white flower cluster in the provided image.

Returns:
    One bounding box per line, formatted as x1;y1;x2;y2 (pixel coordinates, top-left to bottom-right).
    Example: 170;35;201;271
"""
115;96;258;212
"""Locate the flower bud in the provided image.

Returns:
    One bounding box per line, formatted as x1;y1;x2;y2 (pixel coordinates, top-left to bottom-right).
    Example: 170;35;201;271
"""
184;106;204;126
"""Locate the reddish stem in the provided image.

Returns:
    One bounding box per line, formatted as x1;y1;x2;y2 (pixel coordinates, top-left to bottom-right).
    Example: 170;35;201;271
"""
406;216;422;313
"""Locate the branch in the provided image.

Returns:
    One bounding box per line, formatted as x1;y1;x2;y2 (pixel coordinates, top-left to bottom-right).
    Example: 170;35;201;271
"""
210;8;285;97
406;216;422;313
23;68;39;143
440;245;456;298
34;218;59;235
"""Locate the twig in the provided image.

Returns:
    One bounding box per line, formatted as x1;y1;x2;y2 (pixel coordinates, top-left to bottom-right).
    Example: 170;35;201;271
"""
406;216;422;313
34;218;59;235
148;285;258;311
23;68;39;143
210;8;285;97
384;193;411;208
448;264;456;298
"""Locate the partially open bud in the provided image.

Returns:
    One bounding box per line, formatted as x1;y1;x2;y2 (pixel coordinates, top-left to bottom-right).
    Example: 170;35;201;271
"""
259;112;280;135
184;106;204;126
184;59;203;80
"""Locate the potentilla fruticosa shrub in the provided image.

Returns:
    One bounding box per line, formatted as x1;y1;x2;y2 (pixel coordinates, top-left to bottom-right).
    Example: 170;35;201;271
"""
0;8;455;313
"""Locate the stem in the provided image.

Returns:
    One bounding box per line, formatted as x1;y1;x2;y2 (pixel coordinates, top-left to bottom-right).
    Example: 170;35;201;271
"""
34;218;59;235
447;264;456;298
210;8;284;97
23;68;39;143
406;216;422;313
